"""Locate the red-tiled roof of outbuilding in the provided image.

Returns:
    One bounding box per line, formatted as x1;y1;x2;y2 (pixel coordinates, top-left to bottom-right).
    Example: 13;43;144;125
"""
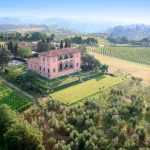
27;58;40;64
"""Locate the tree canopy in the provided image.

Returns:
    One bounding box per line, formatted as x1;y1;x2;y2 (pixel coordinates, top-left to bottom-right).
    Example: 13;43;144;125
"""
0;46;10;70
17;47;32;58
0;104;44;150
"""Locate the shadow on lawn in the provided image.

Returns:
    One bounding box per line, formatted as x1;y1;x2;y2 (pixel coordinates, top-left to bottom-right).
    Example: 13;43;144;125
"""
95;75;105;81
50;73;105;94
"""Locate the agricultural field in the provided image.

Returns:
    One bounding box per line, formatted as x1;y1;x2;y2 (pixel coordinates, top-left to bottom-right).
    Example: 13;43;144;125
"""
89;51;150;84
0;82;32;111
50;75;124;105
89;46;150;65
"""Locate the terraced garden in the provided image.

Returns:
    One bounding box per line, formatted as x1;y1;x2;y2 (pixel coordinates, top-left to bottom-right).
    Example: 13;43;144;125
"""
89;46;150;65
2;65;105;97
0;82;32;111
23;71;101;91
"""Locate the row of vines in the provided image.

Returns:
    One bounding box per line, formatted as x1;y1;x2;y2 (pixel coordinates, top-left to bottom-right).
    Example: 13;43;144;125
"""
0;82;32;111
89;46;150;65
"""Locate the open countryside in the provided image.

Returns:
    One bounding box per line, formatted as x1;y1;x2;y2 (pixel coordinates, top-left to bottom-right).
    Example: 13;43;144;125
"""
89;51;150;84
1;0;150;150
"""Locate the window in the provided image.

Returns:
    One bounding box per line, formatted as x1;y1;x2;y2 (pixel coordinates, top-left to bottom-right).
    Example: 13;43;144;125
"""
76;63;79;67
69;60;74;69
64;54;68;59
59;63;63;71
69;53;73;58
53;68;55;72
43;58;45;61
70;64;73;69
47;58;49;62
58;56;63;61
43;68;45;72
39;66;41;71
48;69;50;73
64;63;69;70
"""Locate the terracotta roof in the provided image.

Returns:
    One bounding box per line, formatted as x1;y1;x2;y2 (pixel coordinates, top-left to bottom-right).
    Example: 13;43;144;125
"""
18;42;37;47
39;48;80;57
27;58;40;64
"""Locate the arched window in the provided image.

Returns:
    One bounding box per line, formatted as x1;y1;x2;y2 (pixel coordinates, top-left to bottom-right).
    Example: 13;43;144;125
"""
69;60;74;69
59;62;63;71
69;53;73;58
64;54;69;59
58;56;63;60
64;61;69;70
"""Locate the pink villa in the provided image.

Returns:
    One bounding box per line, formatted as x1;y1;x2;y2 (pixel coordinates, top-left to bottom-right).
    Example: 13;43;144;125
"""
27;48;81;79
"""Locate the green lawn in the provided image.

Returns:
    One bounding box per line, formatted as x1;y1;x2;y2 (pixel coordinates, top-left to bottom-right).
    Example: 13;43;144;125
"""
23;71;100;89
50;75;124;105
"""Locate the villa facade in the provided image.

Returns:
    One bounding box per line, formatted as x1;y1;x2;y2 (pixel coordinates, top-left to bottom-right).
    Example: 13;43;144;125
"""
27;48;81;79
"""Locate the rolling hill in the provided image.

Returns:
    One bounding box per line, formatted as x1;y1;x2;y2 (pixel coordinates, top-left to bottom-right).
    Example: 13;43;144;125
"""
107;24;150;40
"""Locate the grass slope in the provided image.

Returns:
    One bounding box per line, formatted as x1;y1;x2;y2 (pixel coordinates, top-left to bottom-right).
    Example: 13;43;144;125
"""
50;75;124;105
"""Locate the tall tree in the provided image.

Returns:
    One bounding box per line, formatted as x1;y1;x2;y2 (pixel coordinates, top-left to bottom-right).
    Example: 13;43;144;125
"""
17;47;32;58
0;105;18;143
65;40;71;48
101;64;109;74
0;46;10;70
7;41;13;53
4;121;44;150
31;32;46;41
81;54;101;71
60;40;64;49
37;41;49;52
13;44;18;57
50;34;55;41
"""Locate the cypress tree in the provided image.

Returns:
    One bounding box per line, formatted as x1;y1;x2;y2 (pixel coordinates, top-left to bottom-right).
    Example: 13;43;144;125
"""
60;40;64;49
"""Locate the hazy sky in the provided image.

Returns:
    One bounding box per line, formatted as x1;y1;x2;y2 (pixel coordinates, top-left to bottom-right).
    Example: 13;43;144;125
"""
0;0;150;24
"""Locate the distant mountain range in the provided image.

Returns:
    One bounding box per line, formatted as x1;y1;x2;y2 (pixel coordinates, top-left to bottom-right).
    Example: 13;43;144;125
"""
1;17;150;40
0;24;73;34
107;24;150;40
0;17;120;33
